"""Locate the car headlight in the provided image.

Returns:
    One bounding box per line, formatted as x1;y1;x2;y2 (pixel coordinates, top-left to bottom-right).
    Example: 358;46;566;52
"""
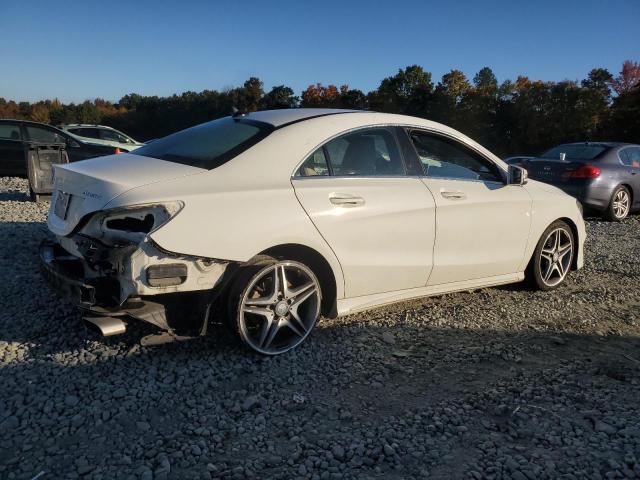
79;201;184;245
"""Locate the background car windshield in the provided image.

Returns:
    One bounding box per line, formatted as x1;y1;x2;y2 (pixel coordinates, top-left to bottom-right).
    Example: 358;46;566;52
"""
132;117;273;169
540;144;607;161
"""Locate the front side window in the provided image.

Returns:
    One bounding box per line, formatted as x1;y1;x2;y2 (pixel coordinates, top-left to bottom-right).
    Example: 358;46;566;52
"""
26;126;66;143
297;128;404;177
132;117;274;169
410;131;503;183
0;124;21;141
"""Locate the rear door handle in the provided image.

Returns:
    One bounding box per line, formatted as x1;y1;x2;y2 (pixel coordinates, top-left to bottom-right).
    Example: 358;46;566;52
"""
329;193;365;206
440;190;466;200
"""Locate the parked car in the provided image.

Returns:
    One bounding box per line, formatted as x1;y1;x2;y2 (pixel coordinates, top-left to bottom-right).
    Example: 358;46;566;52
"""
59;124;144;152
523;142;640;221
504;156;533;166
0;120;120;176
40;109;585;355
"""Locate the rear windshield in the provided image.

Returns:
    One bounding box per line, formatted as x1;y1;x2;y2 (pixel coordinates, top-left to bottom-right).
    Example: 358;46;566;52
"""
540;144;607;161
132;117;274;169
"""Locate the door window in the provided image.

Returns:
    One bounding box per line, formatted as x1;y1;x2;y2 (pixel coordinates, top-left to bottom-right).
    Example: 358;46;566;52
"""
70;128;101;139
297;148;330;176
100;129;130;143
296;128;405;177
410;131;503;183
26;126;66;143
621;147;640;167
0;124;21;141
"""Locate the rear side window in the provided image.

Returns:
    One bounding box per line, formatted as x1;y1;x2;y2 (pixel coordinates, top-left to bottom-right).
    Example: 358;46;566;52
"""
70;128;101;139
132;117;274;169
26;126;66;143
541;144;606;161
297;128;404;177
100;129;131;143
620;147;640;167
0;124;21;140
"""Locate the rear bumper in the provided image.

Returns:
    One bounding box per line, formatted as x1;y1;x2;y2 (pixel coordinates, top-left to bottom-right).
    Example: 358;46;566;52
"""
544;181;613;212
39;240;219;334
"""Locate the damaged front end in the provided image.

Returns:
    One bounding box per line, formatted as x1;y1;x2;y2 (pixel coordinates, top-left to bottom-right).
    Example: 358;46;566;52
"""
40;200;234;339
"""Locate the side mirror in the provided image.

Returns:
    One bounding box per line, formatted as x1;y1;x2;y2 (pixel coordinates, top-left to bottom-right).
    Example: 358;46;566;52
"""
508;165;528;185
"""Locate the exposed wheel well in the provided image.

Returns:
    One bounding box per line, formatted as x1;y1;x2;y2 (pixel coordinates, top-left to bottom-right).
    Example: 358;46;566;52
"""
258;244;338;318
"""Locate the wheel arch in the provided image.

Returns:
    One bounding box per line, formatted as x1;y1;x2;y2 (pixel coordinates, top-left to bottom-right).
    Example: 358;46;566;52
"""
258;243;338;318
557;217;580;271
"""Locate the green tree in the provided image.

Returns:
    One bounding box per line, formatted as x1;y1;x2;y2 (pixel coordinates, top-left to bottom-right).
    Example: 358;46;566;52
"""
260;85;298;109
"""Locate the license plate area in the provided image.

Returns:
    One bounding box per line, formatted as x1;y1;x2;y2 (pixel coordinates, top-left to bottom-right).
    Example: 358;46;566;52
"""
54;191;71;219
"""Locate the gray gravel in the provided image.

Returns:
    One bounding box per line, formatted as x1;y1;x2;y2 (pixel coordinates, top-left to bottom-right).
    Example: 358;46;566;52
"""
0;176;639;480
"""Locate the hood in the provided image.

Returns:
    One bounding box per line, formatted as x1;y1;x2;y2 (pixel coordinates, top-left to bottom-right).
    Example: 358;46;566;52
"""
47;153;206;236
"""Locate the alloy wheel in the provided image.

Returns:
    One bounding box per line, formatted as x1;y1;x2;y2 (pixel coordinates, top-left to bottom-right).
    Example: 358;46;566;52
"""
238;261;320;355
612;189;630;219
538;227;573;287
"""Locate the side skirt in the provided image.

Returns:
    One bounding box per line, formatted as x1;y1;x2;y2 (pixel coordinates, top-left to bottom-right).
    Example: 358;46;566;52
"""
336;272;525;316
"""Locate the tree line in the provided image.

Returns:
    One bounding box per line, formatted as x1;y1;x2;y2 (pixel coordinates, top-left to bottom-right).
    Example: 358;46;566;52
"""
1;61;638;157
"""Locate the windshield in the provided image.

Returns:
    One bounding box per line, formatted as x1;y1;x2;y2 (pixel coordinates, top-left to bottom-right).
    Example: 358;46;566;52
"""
132;117;274;169
539;144;607;161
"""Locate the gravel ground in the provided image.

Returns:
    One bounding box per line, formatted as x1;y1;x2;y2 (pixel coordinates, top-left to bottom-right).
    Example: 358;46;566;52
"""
0;176;639;480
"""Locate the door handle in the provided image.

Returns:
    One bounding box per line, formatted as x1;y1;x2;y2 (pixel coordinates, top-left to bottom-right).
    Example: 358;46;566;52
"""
440;190;466;200
329;193;365;206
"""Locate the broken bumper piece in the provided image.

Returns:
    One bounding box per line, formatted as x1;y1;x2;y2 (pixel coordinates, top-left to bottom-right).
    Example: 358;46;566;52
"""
39;240;230;335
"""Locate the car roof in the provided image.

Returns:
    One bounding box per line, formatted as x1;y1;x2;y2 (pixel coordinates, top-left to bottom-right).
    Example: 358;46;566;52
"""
60;124;116;129
238;108;368;127
553;141;629;148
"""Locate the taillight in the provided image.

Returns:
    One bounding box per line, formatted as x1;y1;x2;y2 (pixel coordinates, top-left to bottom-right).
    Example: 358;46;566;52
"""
567;164;600;179
114;147;121;154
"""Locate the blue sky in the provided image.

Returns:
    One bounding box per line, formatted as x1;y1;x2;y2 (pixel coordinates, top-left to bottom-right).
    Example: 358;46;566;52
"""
0;0;638;103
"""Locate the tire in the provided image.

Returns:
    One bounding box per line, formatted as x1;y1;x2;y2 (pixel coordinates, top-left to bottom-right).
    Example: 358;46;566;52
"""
604;185;631;222
227;257;322;355
527;220;575;291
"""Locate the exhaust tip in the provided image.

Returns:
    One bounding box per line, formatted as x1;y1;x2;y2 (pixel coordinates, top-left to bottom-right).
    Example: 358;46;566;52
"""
83;316;126;337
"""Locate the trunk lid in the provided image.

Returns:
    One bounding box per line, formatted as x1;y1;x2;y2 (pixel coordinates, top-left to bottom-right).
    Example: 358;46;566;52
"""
47;153;206;236
524;158;594;184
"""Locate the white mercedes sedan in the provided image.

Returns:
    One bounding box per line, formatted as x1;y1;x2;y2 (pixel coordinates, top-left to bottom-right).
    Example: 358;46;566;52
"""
41;109;585;354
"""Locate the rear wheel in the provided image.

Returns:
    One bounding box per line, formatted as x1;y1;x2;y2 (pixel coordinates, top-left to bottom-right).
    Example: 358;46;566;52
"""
604;186;630;221
527;220;575;291
228;258;321;355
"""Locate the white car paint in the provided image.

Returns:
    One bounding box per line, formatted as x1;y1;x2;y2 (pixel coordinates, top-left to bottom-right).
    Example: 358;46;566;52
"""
47;109;585;319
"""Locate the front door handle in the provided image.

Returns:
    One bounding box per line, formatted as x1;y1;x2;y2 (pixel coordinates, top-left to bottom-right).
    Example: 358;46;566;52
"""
440;190;466;200
329;193;365;207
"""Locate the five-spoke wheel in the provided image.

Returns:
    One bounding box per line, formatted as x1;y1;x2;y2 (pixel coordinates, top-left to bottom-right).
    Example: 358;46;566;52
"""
528;220;575;290
605;186;630;222
229;259;321;355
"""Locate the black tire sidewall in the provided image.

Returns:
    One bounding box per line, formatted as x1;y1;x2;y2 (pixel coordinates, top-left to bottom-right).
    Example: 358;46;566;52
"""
529;220;575;291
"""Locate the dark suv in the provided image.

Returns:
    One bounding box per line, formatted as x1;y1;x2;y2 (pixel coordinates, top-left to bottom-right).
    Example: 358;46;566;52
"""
0;119;118;176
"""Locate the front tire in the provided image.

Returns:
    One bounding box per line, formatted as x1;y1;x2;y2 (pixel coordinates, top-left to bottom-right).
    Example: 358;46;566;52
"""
604;186;631;222
527;220;575;291
228;258;322;355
